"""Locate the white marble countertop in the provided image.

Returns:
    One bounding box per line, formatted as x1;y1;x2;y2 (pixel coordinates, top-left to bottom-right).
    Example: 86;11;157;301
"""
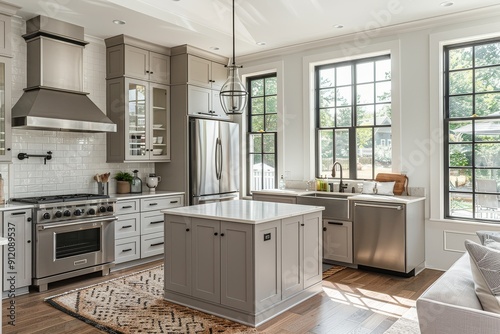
0;203;36;211
162;200;324;224
111;190;185;201
347;194;425;204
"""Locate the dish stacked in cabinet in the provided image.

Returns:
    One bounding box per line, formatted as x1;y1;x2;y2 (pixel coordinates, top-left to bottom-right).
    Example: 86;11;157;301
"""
114;195;184;265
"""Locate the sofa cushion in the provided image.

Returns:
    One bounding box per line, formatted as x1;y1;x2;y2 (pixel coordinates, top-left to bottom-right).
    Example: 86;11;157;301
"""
465;240;500;313
476;231;500;245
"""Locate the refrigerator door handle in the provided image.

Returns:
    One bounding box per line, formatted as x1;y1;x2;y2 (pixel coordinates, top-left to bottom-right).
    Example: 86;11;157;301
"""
215;138;220;180
218;139;223;181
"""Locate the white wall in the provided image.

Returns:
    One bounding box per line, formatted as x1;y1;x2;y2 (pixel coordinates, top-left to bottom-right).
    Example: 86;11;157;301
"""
5;17;154;198
240;10;500;270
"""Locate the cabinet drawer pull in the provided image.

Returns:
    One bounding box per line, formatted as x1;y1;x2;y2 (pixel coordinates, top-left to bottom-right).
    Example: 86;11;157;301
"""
150;220;164;224
122;248;132;252
151;242;164;247
122;205;133;209
149;203;158;206
122;225;133;228
170;200;179;204
328;222;343;226
11;212;26;216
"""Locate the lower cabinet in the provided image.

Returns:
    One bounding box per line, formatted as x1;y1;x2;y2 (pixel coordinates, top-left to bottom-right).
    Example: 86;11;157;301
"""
2;209;32;293
323;219;353;264
115;194;184;265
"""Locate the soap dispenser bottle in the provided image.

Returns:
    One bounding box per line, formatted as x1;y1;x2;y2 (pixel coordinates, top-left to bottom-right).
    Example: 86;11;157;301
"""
131;170;143;193
279;175;286;190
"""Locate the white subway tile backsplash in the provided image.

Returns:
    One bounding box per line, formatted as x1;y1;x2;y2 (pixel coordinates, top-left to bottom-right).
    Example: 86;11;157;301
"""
6;17;155;199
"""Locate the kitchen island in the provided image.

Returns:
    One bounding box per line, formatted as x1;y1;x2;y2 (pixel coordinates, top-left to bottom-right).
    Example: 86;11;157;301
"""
162;200;324;327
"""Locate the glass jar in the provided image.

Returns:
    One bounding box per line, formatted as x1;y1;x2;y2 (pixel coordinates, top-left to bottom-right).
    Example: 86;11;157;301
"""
130;170;142;193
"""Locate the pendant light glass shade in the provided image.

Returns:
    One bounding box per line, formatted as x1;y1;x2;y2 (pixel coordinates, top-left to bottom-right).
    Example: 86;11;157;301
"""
220;0;248;115
220;65;248;114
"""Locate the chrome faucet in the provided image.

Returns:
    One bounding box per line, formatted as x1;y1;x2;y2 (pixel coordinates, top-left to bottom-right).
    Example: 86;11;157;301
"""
331;161;348;193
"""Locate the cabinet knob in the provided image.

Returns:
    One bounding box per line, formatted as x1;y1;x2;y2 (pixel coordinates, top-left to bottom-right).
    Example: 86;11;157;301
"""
186;228;190;232
323;227;327;231
27;217;32;222
301;223;305;226
146;70;150;74
6;148;10;151
214;232;218;236
150;71;153;74
27;240;31;243
220;233;225;237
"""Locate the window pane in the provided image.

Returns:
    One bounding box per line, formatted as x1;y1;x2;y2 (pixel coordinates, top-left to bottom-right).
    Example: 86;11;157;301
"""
449;47;473;70
263;134;275;153
336;87;351;106
375;127;392;174
376;104;391;125
319;89;335;108
265;96;277;114
449;193;473;218
449;70;473;95
475;42;500;67
475;193;499;220
475;66;500;92
450;168;472;190
335;130;350;179
357;128;373;180
376;82;391;103
265;77;277;94
265;114;278;132
475;93;500;117
251;97;264;114
251;115;264;132
251;79;264;96
475;120;500;141
449;121;473;142
319;68;335;88
357;105;374;126
475;143;500;168
249;134;262;154
263;154;276;189
376;59;391;80
336;65;352;86
476;171;499;191
357;83;374;104
249;154;263;192
319;108;335;128
449;143;472;167
449;95;473;118
356;62;374;84
319;130;333;176
336;107;352;127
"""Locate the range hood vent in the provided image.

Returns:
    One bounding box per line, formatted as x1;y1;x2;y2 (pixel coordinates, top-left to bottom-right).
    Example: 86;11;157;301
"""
12;16;116;133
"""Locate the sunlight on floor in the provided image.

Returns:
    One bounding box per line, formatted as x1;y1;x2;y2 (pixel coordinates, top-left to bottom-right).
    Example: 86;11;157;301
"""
322;281;415;319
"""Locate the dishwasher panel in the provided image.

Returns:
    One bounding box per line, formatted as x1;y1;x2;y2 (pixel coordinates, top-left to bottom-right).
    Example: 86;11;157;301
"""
353;201;406;272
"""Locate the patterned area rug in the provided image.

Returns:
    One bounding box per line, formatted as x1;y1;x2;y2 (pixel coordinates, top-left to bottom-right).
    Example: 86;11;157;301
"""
46;265;257;334
46;264;347;334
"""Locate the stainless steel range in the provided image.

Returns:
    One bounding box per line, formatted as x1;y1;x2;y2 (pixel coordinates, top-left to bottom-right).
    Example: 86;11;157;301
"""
11;194;116;291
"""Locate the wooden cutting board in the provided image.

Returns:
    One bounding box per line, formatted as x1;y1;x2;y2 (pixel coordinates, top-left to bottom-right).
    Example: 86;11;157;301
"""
375;173;408;195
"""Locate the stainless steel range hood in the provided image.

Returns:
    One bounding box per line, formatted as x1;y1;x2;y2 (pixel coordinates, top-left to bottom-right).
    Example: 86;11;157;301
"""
12;16;116;133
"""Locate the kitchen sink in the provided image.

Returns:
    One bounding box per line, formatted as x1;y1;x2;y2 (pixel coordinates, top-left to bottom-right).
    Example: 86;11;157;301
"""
297;192;350;221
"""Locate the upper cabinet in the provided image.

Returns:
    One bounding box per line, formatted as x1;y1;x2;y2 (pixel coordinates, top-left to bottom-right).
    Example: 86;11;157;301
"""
105;35;171;163
181;55;227;90
105;35;170;85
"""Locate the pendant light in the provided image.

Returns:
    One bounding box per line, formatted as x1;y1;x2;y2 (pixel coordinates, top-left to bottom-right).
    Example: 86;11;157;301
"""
220;0;248;115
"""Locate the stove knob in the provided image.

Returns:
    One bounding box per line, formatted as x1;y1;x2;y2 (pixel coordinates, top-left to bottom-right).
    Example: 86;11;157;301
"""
74;209;82;216
88;208;96;215
63;210;71;217
54;211;63;218
99;206;106;213
42;212;51;220
107;206;114;212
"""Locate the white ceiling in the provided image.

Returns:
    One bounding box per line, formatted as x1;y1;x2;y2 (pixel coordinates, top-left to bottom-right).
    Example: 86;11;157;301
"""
11;0;500;58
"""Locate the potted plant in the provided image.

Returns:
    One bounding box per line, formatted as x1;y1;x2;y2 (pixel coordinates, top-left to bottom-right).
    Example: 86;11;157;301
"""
114;171;133;194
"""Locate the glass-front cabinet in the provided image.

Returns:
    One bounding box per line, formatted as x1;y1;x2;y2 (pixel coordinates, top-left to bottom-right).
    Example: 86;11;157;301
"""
123;78;170;161
0;58;11;162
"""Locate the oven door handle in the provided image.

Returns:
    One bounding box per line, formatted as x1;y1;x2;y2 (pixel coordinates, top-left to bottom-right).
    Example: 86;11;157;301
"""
38;216;117;230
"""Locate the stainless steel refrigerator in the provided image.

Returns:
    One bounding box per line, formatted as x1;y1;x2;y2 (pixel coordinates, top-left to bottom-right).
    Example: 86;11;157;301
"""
190;118;239;205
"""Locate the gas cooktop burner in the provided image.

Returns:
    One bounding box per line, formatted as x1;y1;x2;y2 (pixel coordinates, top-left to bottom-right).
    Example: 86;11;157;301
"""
11;193;110;204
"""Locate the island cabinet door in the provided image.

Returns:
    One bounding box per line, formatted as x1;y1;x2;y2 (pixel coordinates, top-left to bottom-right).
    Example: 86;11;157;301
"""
164;215;192;295
220;222;254;312
281;216;304;299
191;218;221;303
303;212;323;288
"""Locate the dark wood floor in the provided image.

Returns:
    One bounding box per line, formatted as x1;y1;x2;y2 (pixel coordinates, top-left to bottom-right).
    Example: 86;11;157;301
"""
2;261;442;334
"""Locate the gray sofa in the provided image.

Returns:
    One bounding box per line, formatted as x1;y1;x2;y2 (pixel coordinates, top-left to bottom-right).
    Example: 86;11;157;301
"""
416;253;500;333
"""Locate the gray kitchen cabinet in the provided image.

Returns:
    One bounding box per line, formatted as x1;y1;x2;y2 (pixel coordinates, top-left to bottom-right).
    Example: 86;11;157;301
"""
2;209;32;294
0;2;19;56
114;194;184;266
252;193;297;204
323;219;353;264
187;85;227;118
105;35;170;84
106;77;170;162
282;212;323;299
164;214;191;295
